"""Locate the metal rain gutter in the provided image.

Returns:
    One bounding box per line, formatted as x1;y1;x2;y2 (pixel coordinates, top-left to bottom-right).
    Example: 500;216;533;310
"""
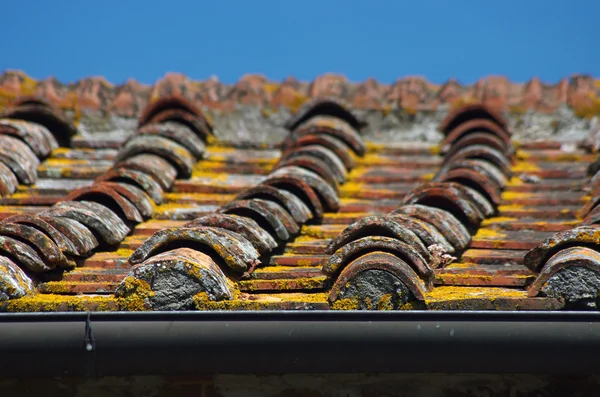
1;310;600;377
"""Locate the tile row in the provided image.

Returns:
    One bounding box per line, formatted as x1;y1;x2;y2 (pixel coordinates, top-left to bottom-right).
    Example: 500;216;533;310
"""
323;104;515;309
0;96;213;301
2;70;599;115
0;98;72;196
522;142;600;308
115;99;367;309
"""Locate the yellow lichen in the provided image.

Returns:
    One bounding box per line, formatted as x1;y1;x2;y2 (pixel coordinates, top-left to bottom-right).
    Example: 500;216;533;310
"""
193;292;328;310
299;225;343;240
473;228;507;239
428;146;441;155
500;191;532;201
365;142;385;153
449;97;476;110
437;273;494;285
290;234;323;243
424;286;526;303
323;211;366;219
115;276;154;311
506;177;523;187
330;297;359;310
115;248;134;257
19;73;38;96
511;162;541;173
260;107;273;118
480;216;516;226
508;105;527;115
420;172;435;181
4;294;118;312
377;294;394;310
352;154;397;167
402;106;417;116
381;105;392;117
253;265;317;274
572;94;600;119
238;277;327;292
287;93;309;114
497;203;524;212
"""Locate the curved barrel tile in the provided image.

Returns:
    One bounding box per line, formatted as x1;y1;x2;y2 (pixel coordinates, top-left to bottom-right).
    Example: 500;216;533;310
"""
325;215;429;261
235;185;312;224
137;122;206;160
0;96;213;284
147;109;212;143
185;214;278;254
392;204;471;251
261;175;324;221
328;251;428;310
434;164;503;206
116;248;234;311
0;223;72;269
4;214;80;257
0;162;18;197
0;119;57;158
0;103;77;147
38;216;99;257
270;166;340;211
128;227;259;274
0;256;34;301
98;182;154;219
282;133;355;171
114;135;195;178
96;167;165;204
438;104;510;136
64;184;144;224
275;154;339;189
219;199;294;241
444;145;512;177
43;201;130;246
279;145;347;183
0;135;40;184
442;119;512;149
527;247;600;305
401;182;486;230
442;131;509;157
114;153;178;191
388;214;455;254
0;235;51;272
291;116;366;156
524;226;600;272
323;236;433;281
283;97;366;132
138;95;213;136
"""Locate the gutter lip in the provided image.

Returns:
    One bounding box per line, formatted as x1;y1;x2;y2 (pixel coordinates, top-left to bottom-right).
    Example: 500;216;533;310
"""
3;310;600;376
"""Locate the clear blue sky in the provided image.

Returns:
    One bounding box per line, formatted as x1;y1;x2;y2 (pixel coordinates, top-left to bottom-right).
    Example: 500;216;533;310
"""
1;0;597;85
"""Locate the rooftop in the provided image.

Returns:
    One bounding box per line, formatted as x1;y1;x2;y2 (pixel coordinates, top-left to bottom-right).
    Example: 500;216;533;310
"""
0;70;600;313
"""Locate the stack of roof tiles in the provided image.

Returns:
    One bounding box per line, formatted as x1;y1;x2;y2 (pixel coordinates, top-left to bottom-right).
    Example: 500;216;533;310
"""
0;82;599;312
0;95;213;302
322;105;514;309
117;99;367;309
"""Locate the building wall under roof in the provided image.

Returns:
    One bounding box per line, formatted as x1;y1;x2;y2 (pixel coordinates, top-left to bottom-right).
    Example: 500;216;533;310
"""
1;374;599;397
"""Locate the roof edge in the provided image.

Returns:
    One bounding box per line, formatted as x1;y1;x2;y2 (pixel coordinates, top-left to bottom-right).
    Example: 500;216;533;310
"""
1;70;599;116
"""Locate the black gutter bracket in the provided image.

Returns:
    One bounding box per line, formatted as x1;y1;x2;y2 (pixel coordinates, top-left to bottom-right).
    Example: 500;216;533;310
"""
84;312;97;378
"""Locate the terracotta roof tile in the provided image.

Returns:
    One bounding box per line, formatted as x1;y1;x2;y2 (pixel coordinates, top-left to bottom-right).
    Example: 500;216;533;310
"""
0;71;599;312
